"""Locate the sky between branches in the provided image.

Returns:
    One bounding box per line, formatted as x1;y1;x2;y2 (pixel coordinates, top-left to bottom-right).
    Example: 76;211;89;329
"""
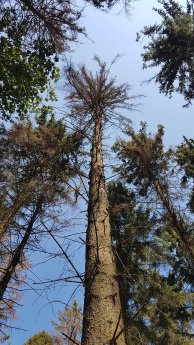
7;0;194;344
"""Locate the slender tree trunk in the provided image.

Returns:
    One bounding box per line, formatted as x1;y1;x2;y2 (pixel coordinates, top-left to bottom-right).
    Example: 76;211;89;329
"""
0;201;41;301
153;179;194;266
0;181;35;240
81;111;126;345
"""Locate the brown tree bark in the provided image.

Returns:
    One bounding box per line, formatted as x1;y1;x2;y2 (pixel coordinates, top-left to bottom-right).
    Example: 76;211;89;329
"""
81;110;126;345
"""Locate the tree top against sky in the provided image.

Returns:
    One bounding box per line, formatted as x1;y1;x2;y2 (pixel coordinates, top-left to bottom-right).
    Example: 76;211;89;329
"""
138;0;194;106
64;57;139;134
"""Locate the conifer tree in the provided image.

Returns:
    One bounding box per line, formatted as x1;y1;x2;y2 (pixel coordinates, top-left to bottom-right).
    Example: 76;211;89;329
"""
114;124;194;267
0;117;81;336
138;0;194;106
65;57;137;345
0;118;79;239
108;180;194;344
109;125;194;344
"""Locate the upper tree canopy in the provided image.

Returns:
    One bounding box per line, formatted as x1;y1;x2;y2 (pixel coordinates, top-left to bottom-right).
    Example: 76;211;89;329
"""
85;0;133;10
0;0;84;121
65;57;137;132
0;1;135;122
1;0;84;52
114;123;194;267
138;0;194;106
110;126;194;343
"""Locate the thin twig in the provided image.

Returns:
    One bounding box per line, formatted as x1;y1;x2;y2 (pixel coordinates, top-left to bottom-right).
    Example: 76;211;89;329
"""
42;222;84;284
112;302;147;343
61;332;80;345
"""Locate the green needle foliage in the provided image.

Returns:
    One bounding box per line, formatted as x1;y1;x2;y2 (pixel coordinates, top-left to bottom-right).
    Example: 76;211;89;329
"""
138;0;194;106
109;125;194;344
108;181;194;344
176;137;194;212
114;123;194;266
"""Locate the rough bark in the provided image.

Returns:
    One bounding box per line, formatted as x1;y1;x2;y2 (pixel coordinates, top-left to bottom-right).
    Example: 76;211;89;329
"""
81;111;126;345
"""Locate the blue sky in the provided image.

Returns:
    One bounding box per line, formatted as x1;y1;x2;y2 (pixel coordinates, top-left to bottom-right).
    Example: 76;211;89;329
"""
6;0;194;344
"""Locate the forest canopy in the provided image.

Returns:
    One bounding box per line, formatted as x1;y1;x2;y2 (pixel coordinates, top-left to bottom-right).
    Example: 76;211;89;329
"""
0;0;194;344
138;0;194;106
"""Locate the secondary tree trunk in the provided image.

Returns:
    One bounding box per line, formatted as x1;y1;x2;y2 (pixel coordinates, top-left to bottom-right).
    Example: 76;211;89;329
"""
0;181;35;240
153;179;194;267
81;111;126;345
0;201;41;301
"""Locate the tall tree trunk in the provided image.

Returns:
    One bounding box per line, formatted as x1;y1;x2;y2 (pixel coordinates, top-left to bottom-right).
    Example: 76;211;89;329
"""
0;201;41;301
81;111;126;345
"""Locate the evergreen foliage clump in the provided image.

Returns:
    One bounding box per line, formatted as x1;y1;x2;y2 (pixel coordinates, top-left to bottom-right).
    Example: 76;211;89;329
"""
138;0;194;106
24;330;54;345
109;124;194;344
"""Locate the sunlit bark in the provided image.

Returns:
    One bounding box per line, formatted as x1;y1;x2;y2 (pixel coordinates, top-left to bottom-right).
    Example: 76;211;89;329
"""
81;110;126;345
